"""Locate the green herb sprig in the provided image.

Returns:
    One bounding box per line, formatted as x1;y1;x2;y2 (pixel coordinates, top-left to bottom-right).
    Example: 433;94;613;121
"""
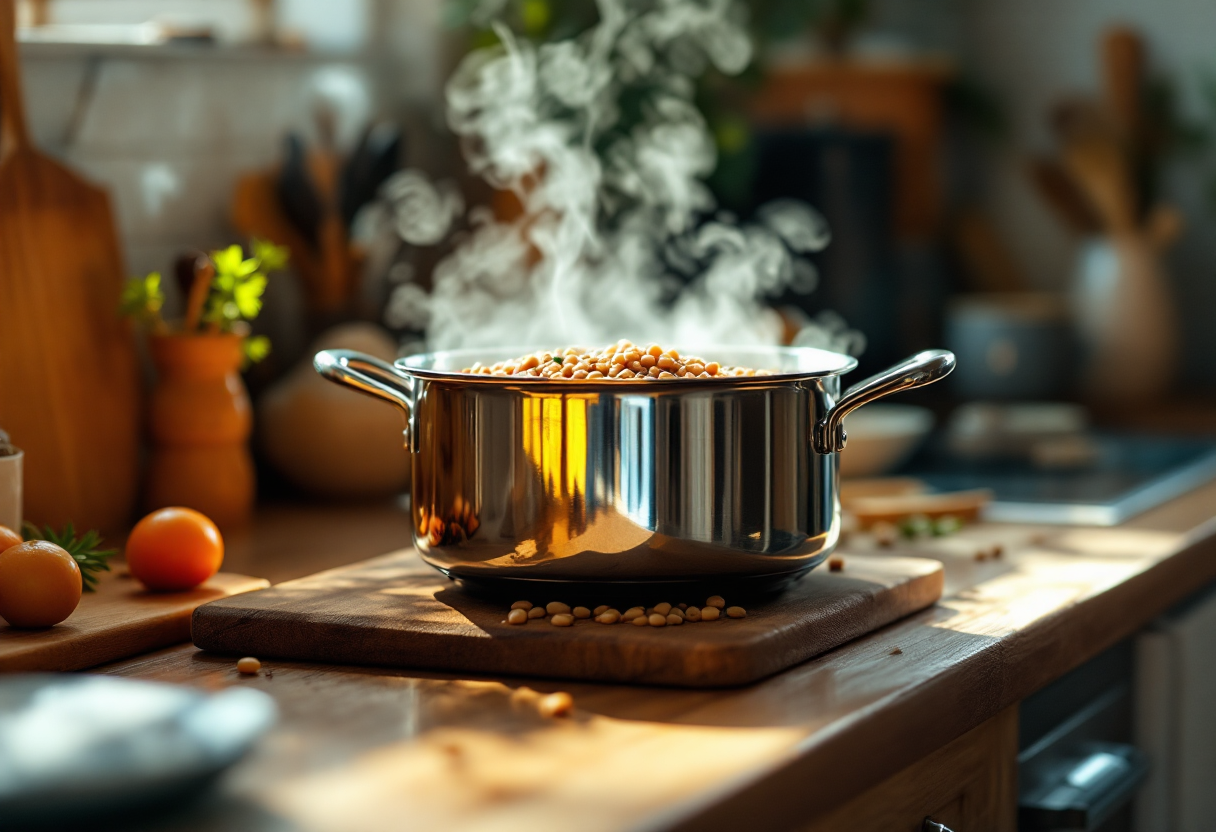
119;271;166;330
22;522;118;592
119;237;289;367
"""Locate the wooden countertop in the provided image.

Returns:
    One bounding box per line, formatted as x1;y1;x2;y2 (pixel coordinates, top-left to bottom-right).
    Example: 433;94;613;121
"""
99;483;1216;831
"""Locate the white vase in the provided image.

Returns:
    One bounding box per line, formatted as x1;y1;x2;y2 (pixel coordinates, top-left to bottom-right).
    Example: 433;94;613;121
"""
0;448;21;532
1072;236;1178;401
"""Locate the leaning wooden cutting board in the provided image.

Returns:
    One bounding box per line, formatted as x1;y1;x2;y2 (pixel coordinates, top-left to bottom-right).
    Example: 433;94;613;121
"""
193;551;943;687
0;568;267;672
0;0;142;532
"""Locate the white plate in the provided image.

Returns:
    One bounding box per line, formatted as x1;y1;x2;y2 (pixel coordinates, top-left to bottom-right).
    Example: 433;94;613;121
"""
840;404;934;479
0;674;276;826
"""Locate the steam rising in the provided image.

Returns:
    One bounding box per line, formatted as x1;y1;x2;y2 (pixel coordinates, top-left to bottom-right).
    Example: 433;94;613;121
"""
385;0;858;354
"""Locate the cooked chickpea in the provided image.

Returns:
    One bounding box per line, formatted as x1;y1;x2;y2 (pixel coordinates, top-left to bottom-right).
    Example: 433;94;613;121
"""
573;606;591;619
546;601;571;615
631;614;649;626
726;606;746;619
653;602;672;616
538;691;574;718
648;613;667;627
236;657;261;675
701;606;720;621
593;605;610;616
510;600;533;611
550;613;574;627
507;609;528;625
666;613;683;626
706;596;726;609
456;344;768;381
622;606;645;621
528;606;546;619
596;610;621;624
684;606;702;622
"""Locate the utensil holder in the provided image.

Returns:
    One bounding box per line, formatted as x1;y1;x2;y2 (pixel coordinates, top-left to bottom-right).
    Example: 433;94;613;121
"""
145;333;255;528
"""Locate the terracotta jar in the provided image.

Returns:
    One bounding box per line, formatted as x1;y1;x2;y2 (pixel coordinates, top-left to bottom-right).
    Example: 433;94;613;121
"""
145;333;254;527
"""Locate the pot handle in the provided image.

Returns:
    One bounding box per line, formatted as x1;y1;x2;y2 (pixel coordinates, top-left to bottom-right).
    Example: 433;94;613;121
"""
813;349;955;454
314;350;414;415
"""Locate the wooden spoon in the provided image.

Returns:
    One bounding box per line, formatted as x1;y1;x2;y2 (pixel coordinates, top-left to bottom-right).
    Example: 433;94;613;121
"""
1027;157;1102;235
1102;25;1145;147
1062;135;1138;236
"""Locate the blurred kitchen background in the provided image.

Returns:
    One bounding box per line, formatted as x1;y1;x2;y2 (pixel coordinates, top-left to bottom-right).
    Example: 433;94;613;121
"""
6;7;1216;826
7;0;1216;515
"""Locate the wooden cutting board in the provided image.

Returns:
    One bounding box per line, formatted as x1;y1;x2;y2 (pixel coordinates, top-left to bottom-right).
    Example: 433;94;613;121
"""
192;551;943;687
0;0;142;532
0;567;267;672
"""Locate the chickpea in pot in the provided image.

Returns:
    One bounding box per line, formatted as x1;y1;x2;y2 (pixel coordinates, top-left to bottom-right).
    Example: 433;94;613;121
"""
459;341;773;381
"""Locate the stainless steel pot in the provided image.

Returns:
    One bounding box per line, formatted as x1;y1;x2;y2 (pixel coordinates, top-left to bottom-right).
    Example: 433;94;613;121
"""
315;346;954;591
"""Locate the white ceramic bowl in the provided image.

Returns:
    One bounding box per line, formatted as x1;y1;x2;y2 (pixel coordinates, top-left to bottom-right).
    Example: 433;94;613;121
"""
839;404;935;479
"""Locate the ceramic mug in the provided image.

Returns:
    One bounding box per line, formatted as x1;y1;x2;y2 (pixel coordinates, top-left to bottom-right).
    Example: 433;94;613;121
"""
0;447;22;531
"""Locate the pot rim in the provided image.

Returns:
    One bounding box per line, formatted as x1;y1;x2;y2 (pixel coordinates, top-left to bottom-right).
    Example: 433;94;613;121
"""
393;344;859;387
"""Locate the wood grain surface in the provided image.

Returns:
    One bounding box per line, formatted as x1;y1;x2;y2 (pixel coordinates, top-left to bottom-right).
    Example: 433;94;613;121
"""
0;568;267;672
97;479;1216;832
0;0;142;532
799;706;1018;832
192;553;944;687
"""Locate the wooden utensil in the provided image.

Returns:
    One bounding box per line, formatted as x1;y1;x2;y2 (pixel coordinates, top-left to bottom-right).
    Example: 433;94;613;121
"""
1145;202;1183;249
1062;134;1139;236
951;210;1030;292
0;567;267;672
1026;157;1102;235
1102;26;1145;147
0;0;142;532
848;488;994;528
192;551;944;688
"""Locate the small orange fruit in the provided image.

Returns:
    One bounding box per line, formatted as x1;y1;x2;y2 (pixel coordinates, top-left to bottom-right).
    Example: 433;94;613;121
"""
0;524;22;553
0;540;82;628
126;507;223;591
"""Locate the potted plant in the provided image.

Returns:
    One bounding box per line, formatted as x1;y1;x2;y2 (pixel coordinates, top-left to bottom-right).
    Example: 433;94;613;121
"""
121;240;287;527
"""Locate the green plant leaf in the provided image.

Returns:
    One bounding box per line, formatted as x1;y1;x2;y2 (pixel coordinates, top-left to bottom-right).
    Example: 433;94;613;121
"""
243;335;272;365
252;238;289;273
119;271;165;325
22;522;117;592
202;239;286;331
233;275;267;318
211;244;246;276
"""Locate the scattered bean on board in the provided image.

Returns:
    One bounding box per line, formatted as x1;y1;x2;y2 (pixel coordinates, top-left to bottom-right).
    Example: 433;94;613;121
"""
236;657;261;674
506;596;745;628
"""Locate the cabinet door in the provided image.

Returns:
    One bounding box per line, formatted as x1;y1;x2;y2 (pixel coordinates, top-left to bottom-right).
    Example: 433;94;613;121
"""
799;706;1017;832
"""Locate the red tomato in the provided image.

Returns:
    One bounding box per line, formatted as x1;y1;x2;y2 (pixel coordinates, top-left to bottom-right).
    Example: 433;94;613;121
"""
0;541;82;627
0;524;22;553
126;508;223;591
